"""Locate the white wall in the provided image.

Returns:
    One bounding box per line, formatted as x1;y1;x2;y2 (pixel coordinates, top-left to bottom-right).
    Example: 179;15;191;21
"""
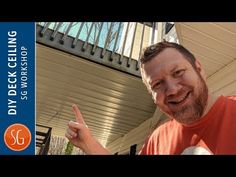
207;59;236;96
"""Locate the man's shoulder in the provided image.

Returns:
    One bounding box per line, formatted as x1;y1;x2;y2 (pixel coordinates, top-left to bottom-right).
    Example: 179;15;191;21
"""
219;95;236;112
223;95;236;104
225;95;236;101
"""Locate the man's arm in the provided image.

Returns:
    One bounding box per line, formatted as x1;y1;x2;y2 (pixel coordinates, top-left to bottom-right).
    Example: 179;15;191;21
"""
65;104;110;155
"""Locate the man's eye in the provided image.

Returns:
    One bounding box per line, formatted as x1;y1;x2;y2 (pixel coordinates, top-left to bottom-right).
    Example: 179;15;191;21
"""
174;69;185;77
152;82;161;90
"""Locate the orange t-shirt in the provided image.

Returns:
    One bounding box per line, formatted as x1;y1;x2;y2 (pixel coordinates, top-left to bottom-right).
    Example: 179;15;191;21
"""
139;95;236;155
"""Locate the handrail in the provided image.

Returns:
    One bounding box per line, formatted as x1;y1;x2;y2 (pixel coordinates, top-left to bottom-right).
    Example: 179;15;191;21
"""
37;22;178;77
36;124;52;155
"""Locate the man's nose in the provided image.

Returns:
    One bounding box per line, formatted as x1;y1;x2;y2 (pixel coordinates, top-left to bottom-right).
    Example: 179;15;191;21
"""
165;80;181;96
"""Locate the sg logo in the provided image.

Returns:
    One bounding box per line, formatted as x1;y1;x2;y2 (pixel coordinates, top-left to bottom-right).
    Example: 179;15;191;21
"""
4;123;31;151
11;129;25;145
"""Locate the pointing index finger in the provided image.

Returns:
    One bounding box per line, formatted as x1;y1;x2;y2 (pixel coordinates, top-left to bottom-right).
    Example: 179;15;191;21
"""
72;104;86;125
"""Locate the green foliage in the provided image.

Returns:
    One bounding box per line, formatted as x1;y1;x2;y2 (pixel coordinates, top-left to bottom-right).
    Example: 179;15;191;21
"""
65;141;74;155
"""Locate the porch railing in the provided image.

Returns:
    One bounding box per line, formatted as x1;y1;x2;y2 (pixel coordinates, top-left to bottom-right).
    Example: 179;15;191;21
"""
36;124;52;155
36;22;177;77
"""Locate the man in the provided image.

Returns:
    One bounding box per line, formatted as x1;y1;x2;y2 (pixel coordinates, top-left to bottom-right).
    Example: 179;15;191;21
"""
65;41;236;155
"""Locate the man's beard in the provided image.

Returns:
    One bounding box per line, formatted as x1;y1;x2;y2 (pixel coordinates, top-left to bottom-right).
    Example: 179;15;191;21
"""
169;73;208;125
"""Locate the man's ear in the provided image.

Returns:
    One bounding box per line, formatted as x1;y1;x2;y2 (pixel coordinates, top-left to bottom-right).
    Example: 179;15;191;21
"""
141;67;152;95
195;59;207;80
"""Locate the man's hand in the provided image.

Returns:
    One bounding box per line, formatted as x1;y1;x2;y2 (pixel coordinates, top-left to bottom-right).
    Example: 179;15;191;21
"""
65;104;110;155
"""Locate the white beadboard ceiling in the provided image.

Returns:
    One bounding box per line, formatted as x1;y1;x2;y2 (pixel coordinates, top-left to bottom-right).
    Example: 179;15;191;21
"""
36;44;156;146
